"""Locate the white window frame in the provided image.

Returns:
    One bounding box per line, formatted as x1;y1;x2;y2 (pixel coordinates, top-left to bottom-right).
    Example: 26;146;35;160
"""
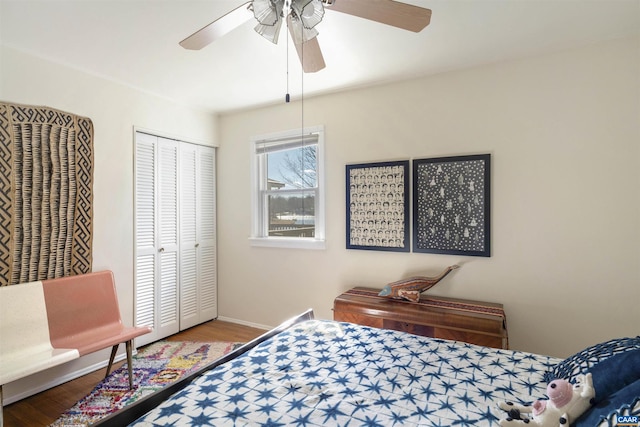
249;125;325;250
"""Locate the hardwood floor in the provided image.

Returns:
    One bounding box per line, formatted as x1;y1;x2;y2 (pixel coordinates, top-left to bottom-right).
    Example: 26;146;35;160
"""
3;319;266;427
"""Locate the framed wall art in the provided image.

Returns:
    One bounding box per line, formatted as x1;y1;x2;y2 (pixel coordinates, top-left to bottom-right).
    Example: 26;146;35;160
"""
413;154;491;257
346;160;409;252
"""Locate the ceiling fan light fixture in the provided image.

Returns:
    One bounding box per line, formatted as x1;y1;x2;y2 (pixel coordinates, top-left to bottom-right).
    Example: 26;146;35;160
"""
253;0;282;26
291;0;325;29
255;19;284;44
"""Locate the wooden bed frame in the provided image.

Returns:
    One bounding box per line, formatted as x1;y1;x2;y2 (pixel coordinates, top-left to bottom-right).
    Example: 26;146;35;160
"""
93;309;315;426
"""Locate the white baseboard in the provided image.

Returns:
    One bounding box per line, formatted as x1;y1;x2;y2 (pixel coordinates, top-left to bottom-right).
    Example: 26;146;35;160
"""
2;352;129;405
216;315;272;331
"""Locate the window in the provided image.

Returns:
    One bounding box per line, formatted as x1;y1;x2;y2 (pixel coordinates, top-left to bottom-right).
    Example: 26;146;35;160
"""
250;126;325;249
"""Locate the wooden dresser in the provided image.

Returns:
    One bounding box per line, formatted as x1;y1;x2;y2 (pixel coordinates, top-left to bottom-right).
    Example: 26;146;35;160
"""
333;287;508;349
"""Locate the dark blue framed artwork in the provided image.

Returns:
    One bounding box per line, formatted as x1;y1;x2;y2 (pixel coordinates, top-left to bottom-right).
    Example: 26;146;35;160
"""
346;160;410;252
413;154;491;257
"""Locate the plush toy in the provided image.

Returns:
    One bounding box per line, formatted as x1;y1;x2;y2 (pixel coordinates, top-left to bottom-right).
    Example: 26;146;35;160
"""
378;265;459;302
498;373;595;426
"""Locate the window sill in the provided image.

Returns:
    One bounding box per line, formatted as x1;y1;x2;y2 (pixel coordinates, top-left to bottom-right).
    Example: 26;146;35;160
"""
249;237;326;250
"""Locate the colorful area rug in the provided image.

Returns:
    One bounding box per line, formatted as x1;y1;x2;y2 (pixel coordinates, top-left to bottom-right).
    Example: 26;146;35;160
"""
50;340;242;427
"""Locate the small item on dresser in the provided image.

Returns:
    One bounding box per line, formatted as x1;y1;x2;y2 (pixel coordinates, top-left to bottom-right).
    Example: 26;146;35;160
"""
378;264;459;302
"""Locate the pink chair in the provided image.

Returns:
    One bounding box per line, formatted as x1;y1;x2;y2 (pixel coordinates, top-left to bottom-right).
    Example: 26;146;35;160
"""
42;271;152;388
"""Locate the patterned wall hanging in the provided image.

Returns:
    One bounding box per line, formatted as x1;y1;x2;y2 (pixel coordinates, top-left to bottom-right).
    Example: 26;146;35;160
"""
346;160;410;252
0;102;94;286
413;154;490;257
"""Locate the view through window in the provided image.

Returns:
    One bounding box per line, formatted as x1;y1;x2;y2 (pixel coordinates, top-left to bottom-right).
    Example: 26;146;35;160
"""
267;142;317;237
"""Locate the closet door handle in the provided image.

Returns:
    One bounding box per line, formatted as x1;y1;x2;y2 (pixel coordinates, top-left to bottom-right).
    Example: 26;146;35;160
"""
158;247;165;253
195;243;200;248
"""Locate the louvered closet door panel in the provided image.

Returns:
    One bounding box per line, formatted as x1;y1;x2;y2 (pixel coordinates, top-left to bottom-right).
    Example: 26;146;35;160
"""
156;138;180;338
179;247;198;329
135;255;155;328
135;137;156;250
199;245;217;319
179;144;199;330
134;133;157;342
159;251;178;327
197;146;217;321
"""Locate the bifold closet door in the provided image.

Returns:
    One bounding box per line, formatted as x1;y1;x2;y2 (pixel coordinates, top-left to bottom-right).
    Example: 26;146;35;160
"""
196;146;218;323
135;133;180;346
179;144;217;330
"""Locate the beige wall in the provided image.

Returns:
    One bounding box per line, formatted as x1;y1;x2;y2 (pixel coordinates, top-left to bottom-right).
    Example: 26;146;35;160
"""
0;45;217;402
217;36;640;358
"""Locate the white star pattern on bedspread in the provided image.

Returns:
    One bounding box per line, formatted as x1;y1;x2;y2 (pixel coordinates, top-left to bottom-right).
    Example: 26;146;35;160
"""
132;320;559;426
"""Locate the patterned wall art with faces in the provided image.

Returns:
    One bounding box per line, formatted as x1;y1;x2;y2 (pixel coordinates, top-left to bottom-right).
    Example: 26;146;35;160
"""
346;160;410;252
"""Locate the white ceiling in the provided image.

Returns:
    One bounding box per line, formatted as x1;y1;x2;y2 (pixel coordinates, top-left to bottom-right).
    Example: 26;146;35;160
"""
1;0;638;114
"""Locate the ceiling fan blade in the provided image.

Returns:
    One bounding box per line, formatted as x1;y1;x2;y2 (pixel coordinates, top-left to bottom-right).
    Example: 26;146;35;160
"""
288;17;326;73
295;36;326;73
180;1;253;50
324;0;431;32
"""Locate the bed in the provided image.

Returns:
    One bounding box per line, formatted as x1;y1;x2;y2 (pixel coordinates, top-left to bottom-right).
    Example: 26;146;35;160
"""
95;310;640;426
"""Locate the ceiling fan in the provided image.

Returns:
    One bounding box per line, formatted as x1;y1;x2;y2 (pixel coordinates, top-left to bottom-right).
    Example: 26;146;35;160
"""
180;0;432;73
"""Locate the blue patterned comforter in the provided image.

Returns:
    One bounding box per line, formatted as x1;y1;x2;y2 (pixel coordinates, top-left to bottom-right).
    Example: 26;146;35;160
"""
132;320;559;426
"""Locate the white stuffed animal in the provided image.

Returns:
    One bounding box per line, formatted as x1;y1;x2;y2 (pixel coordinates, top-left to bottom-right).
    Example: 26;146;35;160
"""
498;373;595;426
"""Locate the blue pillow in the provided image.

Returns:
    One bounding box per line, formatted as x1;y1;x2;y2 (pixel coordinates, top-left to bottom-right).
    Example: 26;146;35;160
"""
588;349;640;402
573;379;640;427
544;337;640;383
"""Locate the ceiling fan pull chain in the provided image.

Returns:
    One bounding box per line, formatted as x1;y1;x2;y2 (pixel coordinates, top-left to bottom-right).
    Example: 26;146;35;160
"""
286;8;291;103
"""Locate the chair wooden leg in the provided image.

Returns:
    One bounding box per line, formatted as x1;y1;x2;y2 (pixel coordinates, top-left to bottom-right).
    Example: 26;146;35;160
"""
106;344;119;378
126;340;134;390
